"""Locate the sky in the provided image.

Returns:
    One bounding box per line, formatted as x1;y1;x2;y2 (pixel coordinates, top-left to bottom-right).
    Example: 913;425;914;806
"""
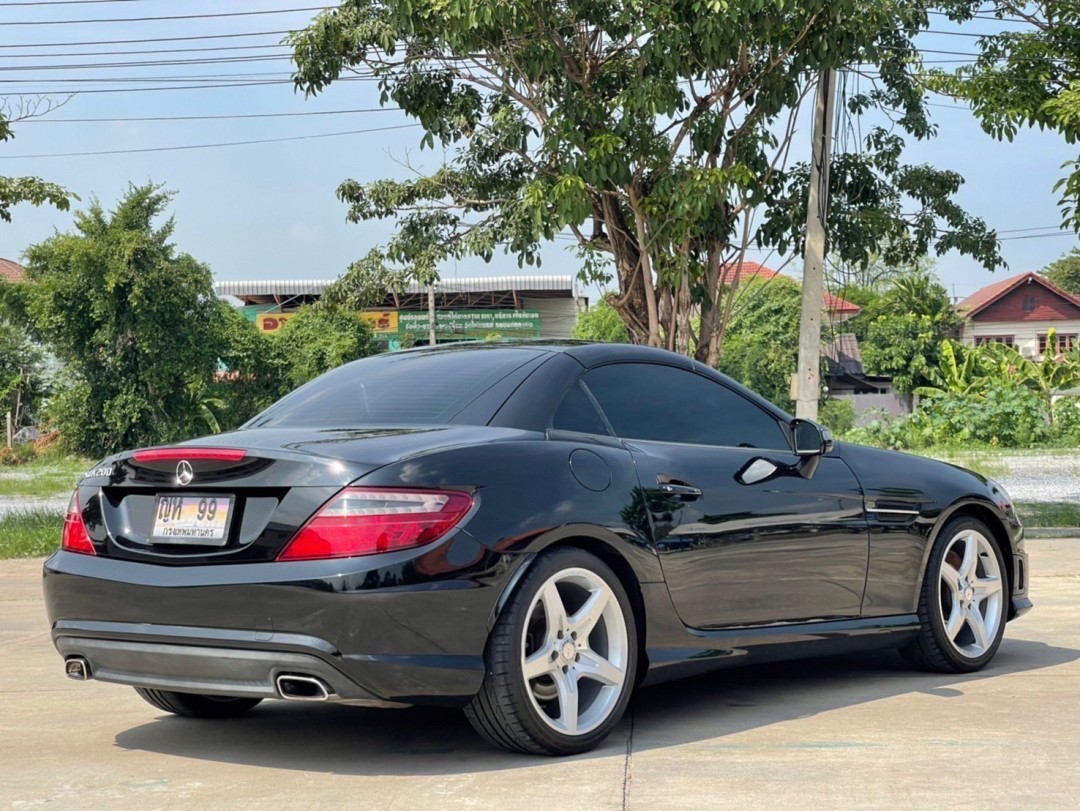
1;0;1077;305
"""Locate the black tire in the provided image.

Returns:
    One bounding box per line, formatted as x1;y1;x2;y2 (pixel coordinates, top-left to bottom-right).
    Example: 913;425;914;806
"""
134;688;262;719
901;515;1008;673
465;547;639;756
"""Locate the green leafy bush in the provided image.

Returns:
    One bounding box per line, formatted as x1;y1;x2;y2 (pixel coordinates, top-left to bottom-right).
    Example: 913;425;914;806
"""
274;305;377;388
819;398;856;434
848;388;1048;449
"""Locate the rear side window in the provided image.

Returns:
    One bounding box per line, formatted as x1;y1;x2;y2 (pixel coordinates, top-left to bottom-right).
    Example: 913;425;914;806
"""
582;363;789;449
552;381;611;435
250;348;544;427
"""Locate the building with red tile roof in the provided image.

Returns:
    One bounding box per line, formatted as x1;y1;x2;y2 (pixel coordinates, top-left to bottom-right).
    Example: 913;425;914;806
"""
0;257;26;284
721;261;861;321
957;272;1080;357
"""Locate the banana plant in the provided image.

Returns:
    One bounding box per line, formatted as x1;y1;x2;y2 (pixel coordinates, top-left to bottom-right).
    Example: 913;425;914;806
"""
1013;328;1080;424
914;340;988;399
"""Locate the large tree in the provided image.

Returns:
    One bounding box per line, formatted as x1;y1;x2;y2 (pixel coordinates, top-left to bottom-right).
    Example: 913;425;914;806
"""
858;269;961;393
22;184;227;456
1041;247;1080;294
932;2;1080;231
290;1;1001;365
1;98;71;223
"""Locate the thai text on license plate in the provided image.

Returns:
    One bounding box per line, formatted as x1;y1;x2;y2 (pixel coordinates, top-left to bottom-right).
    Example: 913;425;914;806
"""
151;495;232;544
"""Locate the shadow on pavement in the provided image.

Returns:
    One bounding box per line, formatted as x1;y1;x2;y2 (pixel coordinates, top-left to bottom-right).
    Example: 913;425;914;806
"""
113;637;1078;775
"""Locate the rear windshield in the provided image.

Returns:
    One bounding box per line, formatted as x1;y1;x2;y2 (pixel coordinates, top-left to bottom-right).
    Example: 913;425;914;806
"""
248;347;544;428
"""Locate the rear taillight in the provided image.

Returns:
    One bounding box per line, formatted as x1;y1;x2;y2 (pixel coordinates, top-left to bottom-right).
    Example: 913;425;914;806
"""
61;492;96;556
277;488;474;561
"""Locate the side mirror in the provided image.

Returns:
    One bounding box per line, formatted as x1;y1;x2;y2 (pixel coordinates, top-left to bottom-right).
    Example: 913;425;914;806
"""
791;419;833;456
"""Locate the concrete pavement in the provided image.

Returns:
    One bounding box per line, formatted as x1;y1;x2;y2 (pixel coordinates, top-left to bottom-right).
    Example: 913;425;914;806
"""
2;540;1078;809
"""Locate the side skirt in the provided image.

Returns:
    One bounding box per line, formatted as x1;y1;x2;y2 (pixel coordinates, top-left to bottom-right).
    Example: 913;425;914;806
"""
638;583;920;687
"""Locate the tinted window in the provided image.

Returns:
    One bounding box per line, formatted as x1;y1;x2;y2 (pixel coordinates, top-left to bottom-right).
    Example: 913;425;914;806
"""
582;363;788;449
250;348;543;427
552;381;611;435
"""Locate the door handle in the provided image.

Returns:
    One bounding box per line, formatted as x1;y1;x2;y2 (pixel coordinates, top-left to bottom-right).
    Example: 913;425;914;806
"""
656;475;702;499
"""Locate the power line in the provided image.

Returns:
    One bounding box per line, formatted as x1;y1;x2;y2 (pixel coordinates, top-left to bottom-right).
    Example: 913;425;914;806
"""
0;28;291;46
0;42;289;57
0;1;151;5
18;107;395;123
0;5;326;25
999;232;1077;242
0;54;294;70
0;74;380;93
0;122;420;158
998;225;1073;235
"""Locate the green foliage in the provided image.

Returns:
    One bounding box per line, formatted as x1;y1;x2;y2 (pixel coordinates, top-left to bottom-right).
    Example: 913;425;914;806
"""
819;398;856;434
717;277;802;408
1;110;71;223
1041;248;1080;295
854;334;1080;449
856;270;960;394
0;317;49;428
850;387;1048;450
274;304;377;388
572;297;629;343
0;509;63;559
931;2;1080;231
1052;397;1080;445
211;303;290;431
21;184;227;457
291;1;1002;358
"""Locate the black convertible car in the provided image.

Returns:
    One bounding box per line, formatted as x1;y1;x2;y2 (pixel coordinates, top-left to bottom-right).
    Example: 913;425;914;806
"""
44;342;1031;755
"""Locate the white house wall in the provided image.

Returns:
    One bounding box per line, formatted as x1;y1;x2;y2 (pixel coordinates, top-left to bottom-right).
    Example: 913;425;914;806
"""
960;319;1080;358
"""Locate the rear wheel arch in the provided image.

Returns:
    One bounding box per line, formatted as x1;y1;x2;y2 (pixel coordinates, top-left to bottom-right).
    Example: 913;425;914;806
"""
491;532;648;685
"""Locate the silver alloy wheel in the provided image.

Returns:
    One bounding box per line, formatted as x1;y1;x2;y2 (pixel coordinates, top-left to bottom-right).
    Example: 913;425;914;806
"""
521;566;629;736
938;529;1004;658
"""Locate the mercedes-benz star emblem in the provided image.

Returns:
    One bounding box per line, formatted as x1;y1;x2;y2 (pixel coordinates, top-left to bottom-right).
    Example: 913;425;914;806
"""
176;460;194;486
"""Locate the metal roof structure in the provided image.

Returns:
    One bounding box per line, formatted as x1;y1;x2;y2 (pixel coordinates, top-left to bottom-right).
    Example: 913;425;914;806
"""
215;275;585;311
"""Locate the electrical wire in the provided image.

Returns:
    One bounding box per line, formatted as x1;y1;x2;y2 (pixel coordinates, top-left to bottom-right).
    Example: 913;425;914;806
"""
0;42;289;57
0;28;291;46
0;122;421;159
0;6;326;25
18;108;395;123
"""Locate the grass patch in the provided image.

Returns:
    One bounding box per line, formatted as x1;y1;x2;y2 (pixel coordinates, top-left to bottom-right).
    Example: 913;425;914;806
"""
1015;501;1080;529
0;454;91;499
0;509;63;559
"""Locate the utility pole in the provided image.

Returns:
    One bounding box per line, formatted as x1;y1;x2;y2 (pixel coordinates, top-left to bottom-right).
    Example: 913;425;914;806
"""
795;68;837;421
427;282;437;346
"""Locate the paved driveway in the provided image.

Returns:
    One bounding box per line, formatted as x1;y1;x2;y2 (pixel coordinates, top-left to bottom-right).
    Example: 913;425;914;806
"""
2;540;1078;809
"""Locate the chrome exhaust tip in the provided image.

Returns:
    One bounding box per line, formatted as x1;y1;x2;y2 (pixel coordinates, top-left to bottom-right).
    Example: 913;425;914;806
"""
65;656;91;681
275;674;333;701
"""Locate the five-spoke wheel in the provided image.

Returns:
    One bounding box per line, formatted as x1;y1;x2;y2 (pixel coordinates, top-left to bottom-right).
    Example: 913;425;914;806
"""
465;548;637;755
521;567;629;736
937;528;1004;658
902;516;1008;673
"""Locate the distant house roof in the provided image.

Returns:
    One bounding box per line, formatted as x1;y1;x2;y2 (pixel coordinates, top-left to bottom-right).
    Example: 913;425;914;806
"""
957;272;1080;318
720;261;778;286
824;291;861;315
719;261;860;314
0;257;26;284
824;333;865;376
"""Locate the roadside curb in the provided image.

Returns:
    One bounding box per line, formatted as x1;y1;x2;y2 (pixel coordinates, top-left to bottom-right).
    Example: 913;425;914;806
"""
1024;528;1080;539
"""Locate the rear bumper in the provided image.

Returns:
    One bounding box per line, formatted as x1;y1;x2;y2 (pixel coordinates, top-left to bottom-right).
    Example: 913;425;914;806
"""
43;547;506;707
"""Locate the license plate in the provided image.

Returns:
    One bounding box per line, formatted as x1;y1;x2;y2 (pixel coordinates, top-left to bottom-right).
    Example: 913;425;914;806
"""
151;495;233;546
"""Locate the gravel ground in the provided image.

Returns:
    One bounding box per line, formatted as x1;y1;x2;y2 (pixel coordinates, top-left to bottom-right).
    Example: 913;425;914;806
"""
0;497;67;519
955;453;1080;503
